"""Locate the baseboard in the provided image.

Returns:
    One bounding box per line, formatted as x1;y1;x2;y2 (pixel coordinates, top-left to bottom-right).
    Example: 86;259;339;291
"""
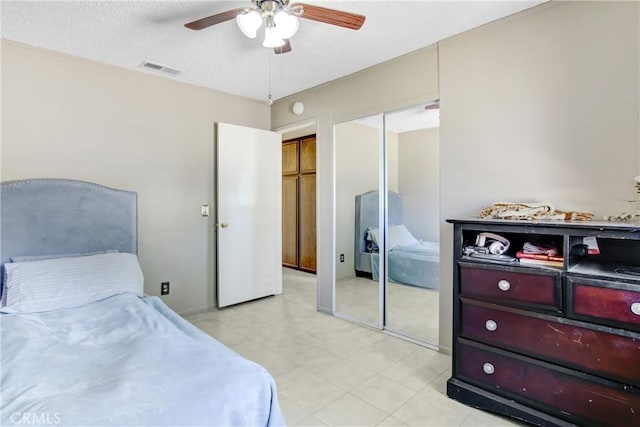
178;305;217;317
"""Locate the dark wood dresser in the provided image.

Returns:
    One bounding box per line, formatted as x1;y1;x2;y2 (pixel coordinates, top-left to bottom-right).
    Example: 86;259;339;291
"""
447;219;640;427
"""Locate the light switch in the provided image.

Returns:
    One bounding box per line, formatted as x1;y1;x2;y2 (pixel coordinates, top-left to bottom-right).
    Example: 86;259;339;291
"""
201;204;209;217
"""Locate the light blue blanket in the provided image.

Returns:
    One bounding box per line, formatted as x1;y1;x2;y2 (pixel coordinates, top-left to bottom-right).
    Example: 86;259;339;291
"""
371;242;440;289
0;293;285;427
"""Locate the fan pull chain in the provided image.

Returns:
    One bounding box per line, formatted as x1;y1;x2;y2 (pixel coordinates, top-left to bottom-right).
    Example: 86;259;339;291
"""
267;52;273;105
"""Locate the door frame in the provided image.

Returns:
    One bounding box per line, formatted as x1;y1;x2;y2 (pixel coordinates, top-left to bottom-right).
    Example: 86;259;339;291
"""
274;118;320;306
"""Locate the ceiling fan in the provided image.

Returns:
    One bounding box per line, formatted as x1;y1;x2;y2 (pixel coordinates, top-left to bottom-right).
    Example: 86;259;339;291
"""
185;0;366;54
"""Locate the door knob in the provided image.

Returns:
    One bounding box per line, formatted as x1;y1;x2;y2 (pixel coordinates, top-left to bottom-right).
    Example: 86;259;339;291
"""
218;222;229;228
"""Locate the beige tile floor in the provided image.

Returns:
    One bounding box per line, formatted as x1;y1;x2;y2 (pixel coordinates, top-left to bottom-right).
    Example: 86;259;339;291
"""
186;268;520;427
335;275;439;345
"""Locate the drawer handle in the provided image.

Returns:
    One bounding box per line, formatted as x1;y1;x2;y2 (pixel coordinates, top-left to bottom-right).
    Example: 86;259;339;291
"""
631;302;640;316
483;362;495;375
497;280;511;291
485;319;498;331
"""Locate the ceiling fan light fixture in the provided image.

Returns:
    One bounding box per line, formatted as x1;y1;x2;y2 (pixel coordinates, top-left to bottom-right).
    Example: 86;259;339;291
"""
263;26;285;48
273;10;299;40
236;9;263;39
185;0;367;54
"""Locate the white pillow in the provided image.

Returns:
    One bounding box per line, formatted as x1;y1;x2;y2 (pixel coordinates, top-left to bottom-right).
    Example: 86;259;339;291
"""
367;225;419;249
388;224;419;249
1;252;143;314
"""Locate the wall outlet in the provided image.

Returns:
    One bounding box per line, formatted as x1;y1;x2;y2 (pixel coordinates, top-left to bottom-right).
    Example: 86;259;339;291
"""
161;281;170;295
340;253;345;262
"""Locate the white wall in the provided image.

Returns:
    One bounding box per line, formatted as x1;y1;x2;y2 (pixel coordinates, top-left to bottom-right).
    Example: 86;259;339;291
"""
1;40;271;315
273;1;639;352
388;131;399;194
398;127;440;242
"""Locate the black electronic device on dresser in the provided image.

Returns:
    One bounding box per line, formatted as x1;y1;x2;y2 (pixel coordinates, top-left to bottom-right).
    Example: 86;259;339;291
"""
447;219;640;427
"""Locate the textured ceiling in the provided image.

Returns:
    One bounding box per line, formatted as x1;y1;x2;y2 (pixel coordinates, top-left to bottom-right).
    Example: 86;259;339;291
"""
1;1;543;102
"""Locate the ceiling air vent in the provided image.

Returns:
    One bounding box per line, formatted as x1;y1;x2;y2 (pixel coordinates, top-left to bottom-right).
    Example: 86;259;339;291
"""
139;61;183;76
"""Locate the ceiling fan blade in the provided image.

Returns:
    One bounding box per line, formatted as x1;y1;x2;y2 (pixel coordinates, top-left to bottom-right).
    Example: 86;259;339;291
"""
185;8;246;30
274;39;292;55
294;3;365;30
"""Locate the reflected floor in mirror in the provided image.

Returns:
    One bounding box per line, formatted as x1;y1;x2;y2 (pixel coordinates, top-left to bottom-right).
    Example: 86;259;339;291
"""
335;275;439;345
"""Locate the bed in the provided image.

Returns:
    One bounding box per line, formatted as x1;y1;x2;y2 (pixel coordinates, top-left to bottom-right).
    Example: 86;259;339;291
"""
354;190;439;289
0;179;285;427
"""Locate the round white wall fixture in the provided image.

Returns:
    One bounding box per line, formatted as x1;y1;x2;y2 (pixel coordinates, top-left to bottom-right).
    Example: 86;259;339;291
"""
292;101;304;115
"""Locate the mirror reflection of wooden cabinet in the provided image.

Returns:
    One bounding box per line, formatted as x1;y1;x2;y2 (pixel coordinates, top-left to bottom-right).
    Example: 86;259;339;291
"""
282;135;316;273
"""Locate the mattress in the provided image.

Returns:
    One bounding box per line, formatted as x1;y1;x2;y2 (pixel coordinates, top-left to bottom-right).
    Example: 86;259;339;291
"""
0;293;285;427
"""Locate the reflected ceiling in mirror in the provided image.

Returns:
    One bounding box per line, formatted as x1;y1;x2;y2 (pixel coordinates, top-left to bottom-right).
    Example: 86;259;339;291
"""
355;104;439;133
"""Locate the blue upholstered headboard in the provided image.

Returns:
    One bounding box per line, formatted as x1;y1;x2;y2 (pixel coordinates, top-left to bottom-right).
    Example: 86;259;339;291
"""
353;190;402;274
0;179;138;292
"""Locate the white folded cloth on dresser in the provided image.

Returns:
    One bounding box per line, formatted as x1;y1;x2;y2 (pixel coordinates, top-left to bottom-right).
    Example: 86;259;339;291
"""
478;202;593;221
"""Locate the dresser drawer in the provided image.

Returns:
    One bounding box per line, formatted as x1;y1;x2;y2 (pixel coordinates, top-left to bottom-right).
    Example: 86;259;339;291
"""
567;276;640;332
460;264;561;311
458;340;640;427
461;301;640;386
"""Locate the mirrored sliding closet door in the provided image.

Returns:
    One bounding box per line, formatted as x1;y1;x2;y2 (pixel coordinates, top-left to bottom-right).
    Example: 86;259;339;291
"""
334;113;383;328
334;103;440;346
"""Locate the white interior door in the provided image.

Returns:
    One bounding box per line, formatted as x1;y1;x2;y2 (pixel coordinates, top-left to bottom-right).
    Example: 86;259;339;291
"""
216;122;282;308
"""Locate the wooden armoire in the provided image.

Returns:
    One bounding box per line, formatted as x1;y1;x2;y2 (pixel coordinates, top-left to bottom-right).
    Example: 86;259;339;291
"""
282;135;316;273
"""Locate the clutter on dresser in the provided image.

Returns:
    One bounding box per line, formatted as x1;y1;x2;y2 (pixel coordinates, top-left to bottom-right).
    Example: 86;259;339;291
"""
516;240;563;268
478;202;593;221
606;176;640;222
463;232;517;263
606;212;640;222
